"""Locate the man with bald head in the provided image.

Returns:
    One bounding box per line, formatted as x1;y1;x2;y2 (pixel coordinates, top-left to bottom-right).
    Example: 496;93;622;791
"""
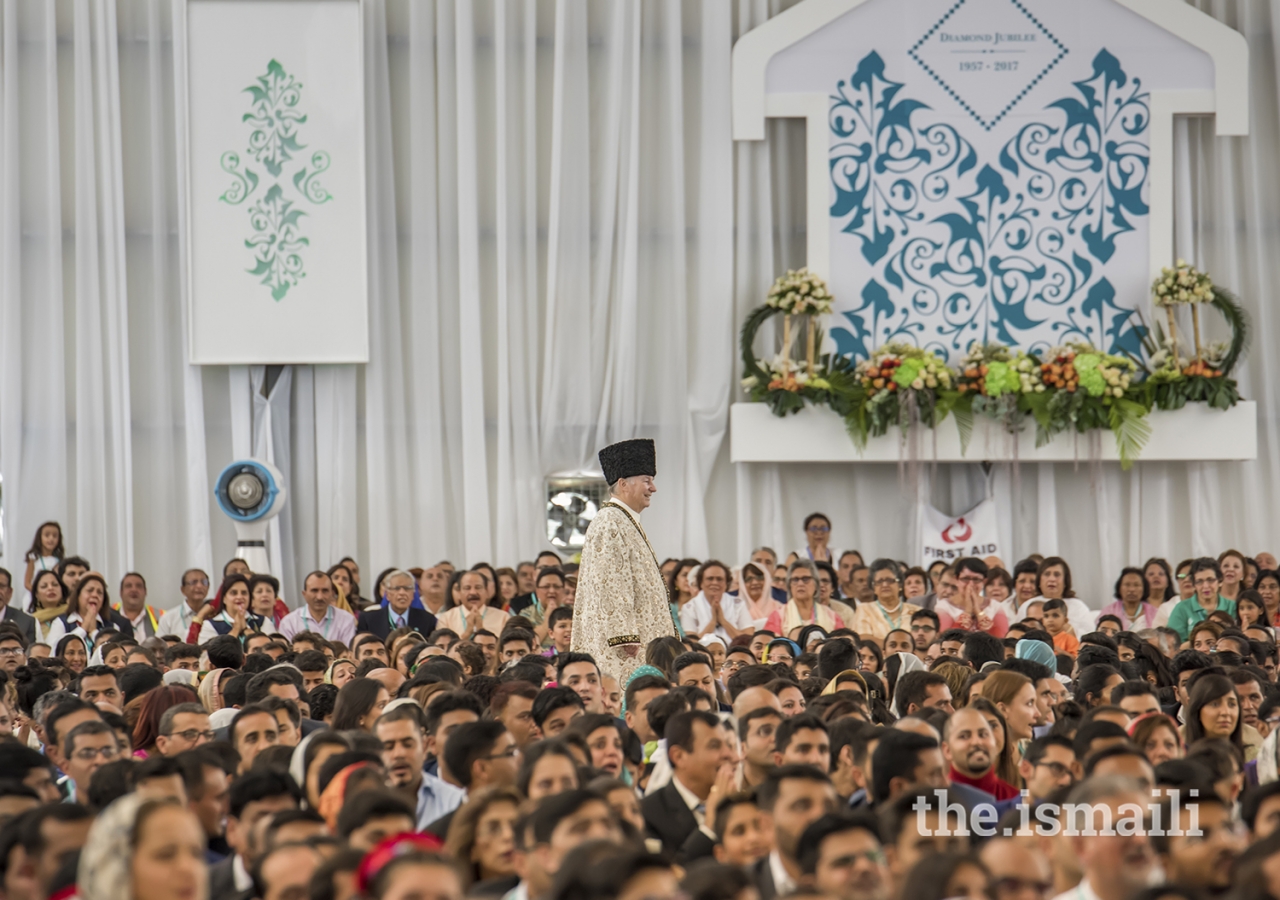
365;667;406;697
980;837;1054;900
1052;776;1157;900
733;686;783;719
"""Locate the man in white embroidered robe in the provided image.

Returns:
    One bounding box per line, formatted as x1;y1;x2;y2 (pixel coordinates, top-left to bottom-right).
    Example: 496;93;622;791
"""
572;438;677;683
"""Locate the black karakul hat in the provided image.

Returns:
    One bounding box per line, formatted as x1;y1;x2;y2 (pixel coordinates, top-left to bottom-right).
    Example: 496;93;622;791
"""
598;438;657;484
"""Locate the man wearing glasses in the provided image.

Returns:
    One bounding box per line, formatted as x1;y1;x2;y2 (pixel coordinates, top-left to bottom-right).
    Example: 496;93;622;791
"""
279;570;357;645
356;569;439;640
155;702;215;757
1016;735;1075;804
158;568;212;638
61;719;121;802
797;811;891;900
0;630;26;674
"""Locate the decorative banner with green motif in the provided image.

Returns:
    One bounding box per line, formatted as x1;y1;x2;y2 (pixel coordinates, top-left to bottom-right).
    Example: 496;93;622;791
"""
185;0;367;365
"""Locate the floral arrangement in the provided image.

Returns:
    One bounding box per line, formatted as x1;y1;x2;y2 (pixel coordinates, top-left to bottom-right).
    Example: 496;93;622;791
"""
1152;260;1213;306
857;345;954;393
740;262;1248;468
741;271;854;417
957;345;1043;398
1135;262;1248;411
766;268;834;316
843;344;967;449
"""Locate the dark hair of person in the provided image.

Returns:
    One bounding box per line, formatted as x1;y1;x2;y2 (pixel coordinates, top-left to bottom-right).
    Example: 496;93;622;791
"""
667;558;700;607
132;685;199;751
870;730;937;804
26;569;69;614
335;789;413;838
442;720;508;789
899;852;989;900
330;678;386;731
227;768;301;819
1184;674;1244;750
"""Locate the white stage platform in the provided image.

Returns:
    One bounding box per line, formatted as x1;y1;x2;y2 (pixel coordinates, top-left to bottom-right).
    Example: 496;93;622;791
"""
729;401;1258;464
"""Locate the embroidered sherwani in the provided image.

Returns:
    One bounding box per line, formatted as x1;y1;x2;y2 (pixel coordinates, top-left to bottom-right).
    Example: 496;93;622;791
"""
571;500;676;682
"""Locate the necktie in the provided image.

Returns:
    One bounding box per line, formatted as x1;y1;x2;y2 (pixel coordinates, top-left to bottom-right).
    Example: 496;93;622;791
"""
397;614;406;629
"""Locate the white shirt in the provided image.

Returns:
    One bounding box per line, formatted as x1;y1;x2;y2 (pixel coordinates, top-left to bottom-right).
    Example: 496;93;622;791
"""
670;775;717;841
197;611;277;644
44;614;103;649
233;855;253;893
157;602;202;639
1051;878;1102;900
1010;596;1096;637
645;740;672;797
679;592;753;641
768;850;798;897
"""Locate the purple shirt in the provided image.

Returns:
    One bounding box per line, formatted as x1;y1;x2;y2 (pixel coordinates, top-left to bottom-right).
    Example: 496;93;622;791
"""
1096;599;1157;631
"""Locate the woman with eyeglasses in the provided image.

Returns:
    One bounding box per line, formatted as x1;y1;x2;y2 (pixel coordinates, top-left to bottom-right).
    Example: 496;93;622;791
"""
785;512;837;565
851;559;921;643
762;560;845;638
935;558;1008;637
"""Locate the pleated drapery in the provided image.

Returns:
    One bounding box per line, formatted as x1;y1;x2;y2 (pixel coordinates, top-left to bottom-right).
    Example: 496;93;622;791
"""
2;0;1280;607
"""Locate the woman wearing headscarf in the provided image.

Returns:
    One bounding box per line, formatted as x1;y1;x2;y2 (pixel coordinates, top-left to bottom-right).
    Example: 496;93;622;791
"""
197;668;231;713
1015;638;1070;685
78;794;207;900
734;562;783;631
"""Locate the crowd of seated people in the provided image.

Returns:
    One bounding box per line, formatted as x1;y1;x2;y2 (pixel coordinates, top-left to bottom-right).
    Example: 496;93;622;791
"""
0;516;1276;900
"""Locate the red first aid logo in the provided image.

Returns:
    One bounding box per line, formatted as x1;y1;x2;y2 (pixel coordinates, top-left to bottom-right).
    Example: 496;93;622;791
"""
940;517;972;544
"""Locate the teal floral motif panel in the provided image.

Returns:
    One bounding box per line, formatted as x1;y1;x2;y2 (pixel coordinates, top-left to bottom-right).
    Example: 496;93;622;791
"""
247;185;308;302
828;48;1149;363
218;59;334;301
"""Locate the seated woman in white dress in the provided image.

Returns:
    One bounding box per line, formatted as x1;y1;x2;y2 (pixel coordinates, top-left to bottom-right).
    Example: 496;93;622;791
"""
1013;556;1095;637
679;560;754;642
45;573;118;652
198;574;277;644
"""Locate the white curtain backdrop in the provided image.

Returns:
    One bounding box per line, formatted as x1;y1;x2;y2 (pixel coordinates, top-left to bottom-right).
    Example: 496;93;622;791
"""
1;0;1278;609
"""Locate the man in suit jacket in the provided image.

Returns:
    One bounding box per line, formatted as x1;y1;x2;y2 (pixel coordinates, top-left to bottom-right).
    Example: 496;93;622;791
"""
0;569;36;644
355;569;438;639
641;710;738;864
752;765;841;900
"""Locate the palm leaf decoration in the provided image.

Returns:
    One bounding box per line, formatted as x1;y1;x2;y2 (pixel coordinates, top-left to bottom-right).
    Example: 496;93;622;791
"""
1108;398;1152;470
1209;286;1249;375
